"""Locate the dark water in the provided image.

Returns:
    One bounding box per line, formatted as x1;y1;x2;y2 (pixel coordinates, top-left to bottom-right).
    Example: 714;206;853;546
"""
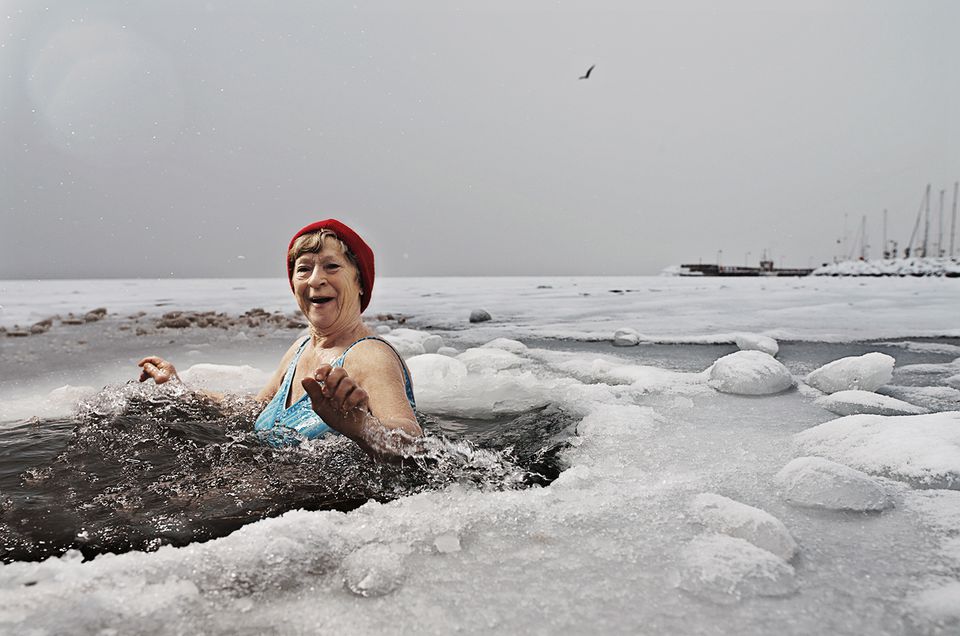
0;383;575;563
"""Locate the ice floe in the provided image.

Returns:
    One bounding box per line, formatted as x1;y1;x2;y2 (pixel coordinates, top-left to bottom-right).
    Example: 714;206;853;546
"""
689;493;797;561
814;389;928;416
793;412;960;489
707;350;794;395
805;352;895;394
775;457;893;511
612;327;641;347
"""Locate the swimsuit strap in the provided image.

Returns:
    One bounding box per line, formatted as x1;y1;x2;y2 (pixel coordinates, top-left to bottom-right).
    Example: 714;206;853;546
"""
336;336;416;405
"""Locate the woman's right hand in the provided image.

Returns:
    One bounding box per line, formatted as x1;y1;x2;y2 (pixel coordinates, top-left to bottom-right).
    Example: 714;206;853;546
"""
138;356;180;384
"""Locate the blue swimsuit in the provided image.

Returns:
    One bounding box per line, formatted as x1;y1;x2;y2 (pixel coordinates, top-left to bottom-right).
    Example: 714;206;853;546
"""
254;336;415;445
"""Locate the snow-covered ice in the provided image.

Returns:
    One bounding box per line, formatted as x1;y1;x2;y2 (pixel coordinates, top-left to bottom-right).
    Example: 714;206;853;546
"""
805;352;895;394
708;350;794;395
775;457;893;512
814;389;928;416
793;412;960;489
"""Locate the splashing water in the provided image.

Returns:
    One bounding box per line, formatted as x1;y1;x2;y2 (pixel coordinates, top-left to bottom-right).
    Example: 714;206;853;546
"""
0;382;575;562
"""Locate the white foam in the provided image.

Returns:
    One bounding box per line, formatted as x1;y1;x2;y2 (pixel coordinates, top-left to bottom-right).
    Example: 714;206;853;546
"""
179;363;270;394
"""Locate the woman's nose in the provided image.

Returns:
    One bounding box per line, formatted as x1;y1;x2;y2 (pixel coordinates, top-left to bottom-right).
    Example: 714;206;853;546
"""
307;266;326;286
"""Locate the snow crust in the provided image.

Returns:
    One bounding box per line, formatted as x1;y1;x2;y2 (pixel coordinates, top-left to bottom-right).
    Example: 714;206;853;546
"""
794;412;960;489
775;457;893;511
814;390;928;416
707;350;794;395
805;352;895;394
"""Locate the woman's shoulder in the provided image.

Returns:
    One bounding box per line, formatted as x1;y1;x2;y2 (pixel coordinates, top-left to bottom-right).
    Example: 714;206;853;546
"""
340;336;404;373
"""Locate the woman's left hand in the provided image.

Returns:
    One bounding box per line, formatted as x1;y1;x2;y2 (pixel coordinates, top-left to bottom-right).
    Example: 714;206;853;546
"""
302;365;370;436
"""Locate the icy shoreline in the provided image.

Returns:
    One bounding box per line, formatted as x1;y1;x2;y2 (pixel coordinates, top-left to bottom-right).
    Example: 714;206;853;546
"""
1;278;960;634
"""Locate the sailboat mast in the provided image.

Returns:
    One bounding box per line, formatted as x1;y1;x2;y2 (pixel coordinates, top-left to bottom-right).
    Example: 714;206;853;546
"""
952;181;958;258
923;183;931;257
883;209;888;258
938;189;945;257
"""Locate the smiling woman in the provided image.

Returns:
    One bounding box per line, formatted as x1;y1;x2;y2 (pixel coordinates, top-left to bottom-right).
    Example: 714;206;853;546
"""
138;219;421;459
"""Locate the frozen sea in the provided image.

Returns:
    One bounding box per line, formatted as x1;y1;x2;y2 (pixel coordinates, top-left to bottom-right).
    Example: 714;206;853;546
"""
1;276;959;635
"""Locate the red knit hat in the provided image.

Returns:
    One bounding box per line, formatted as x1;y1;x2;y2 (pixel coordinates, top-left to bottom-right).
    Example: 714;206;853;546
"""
287;219;375;313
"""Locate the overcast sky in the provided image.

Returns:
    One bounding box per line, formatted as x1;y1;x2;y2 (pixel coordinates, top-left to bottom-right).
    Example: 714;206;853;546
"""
2;0;958;278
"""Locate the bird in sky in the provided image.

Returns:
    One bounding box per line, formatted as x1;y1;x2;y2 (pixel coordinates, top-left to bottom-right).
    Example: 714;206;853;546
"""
579;64;595;80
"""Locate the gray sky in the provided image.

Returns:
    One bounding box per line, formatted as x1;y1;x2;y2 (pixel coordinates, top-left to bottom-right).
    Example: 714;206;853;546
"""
2;0;958;278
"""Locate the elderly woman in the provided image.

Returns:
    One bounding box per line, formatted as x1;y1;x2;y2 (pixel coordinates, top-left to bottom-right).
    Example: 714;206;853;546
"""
138;219;421;458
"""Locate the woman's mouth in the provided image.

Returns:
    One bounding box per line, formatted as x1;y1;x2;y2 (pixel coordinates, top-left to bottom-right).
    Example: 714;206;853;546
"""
309;297;334;305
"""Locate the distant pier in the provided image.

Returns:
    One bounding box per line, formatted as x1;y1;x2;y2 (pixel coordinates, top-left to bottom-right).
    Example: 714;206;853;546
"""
678;263;814;277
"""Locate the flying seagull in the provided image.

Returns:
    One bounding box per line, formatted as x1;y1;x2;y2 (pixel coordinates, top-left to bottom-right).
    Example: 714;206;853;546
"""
579;64;595;80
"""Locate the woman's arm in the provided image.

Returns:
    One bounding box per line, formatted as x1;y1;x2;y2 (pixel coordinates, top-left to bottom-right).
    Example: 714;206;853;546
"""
302;340;421;459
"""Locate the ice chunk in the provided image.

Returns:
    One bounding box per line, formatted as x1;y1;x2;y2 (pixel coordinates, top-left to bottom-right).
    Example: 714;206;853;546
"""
775;457;893;511
179;363;270;394
707;350;793;395
433;532;461;554
406;354;469;389
814;390;928;416
341;543;409;597
690;493;797;561
375;324;391;335
946;373;960;390
422;335;443;354
456;348;526;373
436;346;459;357
480;338;528;354
612;327;640;347
878;385;960;412
793;412;960;489
381;334;426;358
678;535;797;604
805;353;895;394
734;333;779;357
406;354;551;417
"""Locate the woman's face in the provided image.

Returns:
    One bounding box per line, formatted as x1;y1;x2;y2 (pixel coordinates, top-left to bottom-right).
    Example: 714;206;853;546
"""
291;238;362;332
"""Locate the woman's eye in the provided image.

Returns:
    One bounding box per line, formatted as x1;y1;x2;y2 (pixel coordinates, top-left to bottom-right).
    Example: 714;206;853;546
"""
325;263;341;272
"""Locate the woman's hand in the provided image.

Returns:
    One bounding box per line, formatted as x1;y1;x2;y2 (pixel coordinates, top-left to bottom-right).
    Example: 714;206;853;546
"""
302;364;420;459
138;356;180;384
302;365;369;434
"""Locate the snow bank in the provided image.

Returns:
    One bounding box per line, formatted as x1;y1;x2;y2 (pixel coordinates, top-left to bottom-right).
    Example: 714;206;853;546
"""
805;353;895;394
793;412;960;489
707;351;794;395
814;390;927;416
689;494;797;561
775;457;893;511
